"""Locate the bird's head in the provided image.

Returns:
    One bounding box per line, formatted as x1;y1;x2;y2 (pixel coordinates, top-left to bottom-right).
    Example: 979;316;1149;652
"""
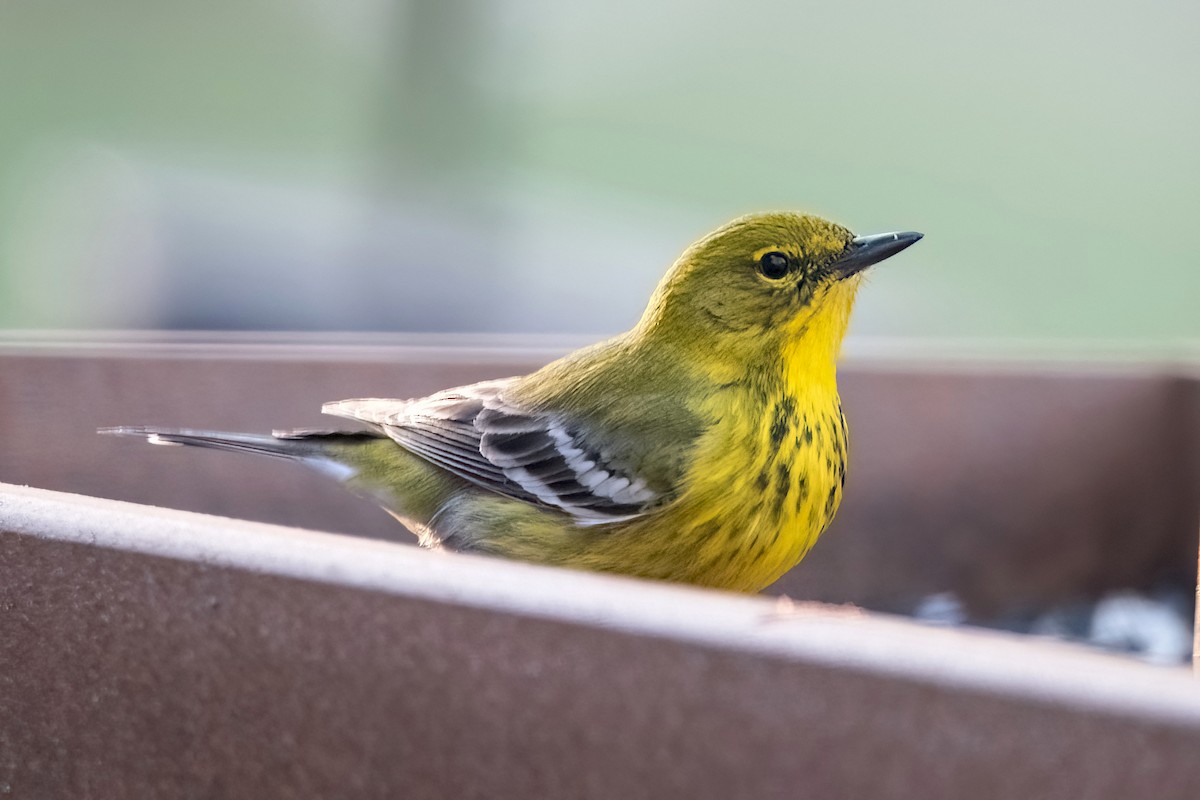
637;211;921;372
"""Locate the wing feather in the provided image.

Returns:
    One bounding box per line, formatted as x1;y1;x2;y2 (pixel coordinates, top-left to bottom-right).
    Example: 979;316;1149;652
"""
322;379;659;523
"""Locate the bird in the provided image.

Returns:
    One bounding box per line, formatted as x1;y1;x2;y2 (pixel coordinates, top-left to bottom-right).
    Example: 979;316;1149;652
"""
102;212;921;593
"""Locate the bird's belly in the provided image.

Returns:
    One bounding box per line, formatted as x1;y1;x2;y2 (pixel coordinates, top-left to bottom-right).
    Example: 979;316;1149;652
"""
662;462;842;591
431;476;839;594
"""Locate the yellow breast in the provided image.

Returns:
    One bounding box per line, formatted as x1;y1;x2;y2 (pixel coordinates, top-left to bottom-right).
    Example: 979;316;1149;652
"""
658;277;858;590
664;381;847;591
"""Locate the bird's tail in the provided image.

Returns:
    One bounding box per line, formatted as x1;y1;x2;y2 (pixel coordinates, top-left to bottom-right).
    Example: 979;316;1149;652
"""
98;426;384;480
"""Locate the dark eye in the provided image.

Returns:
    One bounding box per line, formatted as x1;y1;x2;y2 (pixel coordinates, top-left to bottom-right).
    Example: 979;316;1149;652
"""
758;251;791;280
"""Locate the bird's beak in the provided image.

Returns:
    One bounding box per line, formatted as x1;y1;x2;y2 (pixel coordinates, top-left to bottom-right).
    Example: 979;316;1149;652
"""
832;231;923;279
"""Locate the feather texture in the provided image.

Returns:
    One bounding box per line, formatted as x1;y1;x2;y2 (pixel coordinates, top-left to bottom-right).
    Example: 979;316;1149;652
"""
322;379;658;524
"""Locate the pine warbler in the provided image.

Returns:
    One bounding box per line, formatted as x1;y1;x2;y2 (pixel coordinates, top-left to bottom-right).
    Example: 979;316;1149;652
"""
104;212;921;592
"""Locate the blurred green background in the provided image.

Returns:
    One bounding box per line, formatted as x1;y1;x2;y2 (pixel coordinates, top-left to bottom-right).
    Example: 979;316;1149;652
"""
1;0;1196;340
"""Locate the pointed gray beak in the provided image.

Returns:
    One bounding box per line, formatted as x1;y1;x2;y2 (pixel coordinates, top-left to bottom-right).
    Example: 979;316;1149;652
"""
833;231;923;279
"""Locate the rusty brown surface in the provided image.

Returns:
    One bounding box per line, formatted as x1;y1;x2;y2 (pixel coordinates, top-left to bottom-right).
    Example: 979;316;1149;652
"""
801;368;1200;617
2;338;1198;617
4;484;1200;800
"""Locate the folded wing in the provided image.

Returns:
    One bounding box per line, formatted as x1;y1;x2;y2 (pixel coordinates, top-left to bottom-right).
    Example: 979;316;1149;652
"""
322;379;658;524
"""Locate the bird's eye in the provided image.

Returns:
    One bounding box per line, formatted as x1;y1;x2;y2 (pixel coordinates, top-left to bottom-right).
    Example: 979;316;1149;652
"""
758;251;791;280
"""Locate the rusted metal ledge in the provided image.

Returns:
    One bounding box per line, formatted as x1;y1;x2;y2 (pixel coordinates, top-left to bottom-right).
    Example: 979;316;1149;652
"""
3;483;1200;799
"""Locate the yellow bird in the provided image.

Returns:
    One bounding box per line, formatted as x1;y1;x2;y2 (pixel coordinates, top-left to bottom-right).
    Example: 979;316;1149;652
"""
105;213;921;592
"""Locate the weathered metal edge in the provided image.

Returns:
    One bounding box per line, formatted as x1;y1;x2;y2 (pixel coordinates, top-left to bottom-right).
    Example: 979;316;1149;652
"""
0;332;1197;373
4;481;1197;725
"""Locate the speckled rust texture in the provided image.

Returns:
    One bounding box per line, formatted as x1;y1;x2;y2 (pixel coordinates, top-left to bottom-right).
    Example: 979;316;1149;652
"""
3;528;1200;800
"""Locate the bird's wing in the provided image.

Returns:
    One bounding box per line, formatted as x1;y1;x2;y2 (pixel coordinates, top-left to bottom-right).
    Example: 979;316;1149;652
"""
322;379;659;524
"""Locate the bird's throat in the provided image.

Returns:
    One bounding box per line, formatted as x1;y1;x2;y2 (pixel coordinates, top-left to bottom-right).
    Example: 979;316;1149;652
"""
781;280;859;393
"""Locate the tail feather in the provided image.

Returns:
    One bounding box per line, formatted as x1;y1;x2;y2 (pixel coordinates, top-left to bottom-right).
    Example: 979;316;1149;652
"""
98;427;384;478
